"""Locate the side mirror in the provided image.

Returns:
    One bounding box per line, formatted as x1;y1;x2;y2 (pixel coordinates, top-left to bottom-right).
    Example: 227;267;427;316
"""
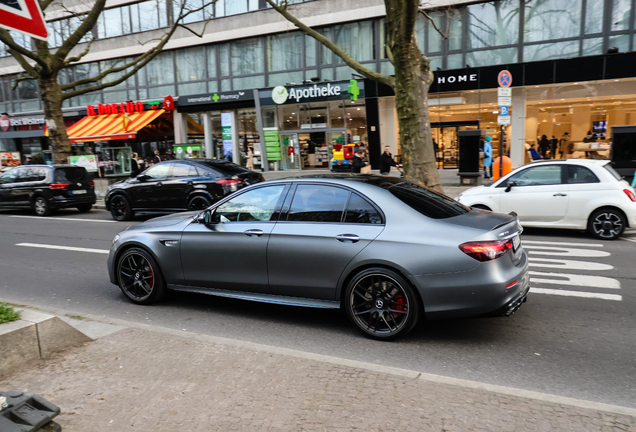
198;209;217;225
505;180;516;193
136;174;149;182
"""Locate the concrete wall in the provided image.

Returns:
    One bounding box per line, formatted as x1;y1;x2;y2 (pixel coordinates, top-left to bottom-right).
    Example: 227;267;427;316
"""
378;97;399;155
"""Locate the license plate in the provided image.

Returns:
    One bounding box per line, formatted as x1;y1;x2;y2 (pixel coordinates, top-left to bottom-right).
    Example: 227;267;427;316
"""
512;234;521;252
72;190;86;195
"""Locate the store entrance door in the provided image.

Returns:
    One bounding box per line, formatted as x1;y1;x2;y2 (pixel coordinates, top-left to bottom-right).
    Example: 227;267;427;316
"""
279;133;301;170
431;121;480;169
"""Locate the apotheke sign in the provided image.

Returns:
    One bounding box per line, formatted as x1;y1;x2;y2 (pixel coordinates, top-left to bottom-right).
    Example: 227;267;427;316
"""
264;80;363;106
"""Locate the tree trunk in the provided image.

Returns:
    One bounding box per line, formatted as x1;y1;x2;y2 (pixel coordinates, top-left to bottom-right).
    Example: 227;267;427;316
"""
39;74;72;164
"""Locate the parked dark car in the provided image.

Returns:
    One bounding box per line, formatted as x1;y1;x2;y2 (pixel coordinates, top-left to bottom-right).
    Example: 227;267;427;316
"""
108;175;529;340
0;165;96;216
105;159;264;221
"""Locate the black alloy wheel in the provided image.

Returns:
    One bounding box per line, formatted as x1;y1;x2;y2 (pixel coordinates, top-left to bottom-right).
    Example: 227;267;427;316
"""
589;209;625;240
117;248;166;305
33;197;52;216
188;195;212;211
345;268;420;341
110;194;133;221
77;204;92;213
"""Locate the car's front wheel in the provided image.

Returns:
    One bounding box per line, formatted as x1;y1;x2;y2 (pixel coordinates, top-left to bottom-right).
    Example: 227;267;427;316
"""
117;248;166;305
588;208;626;240
344;268;420;341
109;194;133;221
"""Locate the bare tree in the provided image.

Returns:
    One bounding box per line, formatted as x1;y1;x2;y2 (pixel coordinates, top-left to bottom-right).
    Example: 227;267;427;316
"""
0;0;215;164
266;0;448;192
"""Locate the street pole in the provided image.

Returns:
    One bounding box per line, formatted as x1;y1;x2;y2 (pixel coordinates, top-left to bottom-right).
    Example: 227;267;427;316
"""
499;125;504;179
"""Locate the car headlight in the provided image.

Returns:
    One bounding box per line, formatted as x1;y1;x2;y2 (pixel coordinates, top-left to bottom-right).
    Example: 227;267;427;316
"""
112;234;120;245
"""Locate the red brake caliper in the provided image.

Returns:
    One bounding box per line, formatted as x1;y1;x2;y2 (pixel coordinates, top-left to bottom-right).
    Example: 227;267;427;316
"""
147;265;154;287
393;295;405;315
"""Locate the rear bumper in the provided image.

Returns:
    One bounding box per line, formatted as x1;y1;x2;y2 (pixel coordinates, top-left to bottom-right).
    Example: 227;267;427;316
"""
49;195;96;209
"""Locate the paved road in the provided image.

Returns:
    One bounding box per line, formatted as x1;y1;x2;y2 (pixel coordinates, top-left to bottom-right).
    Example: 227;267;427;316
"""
0;207;634;409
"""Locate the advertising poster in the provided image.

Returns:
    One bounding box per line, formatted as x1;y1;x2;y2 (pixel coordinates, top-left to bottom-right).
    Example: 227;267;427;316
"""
221;112;233;160
68;155;98;172
1;152;21;168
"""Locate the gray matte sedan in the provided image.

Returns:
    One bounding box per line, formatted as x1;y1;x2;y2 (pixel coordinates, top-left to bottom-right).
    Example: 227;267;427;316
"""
107;175;529;340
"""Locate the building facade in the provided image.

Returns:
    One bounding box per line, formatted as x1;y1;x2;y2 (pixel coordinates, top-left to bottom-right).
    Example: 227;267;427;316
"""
1;0;635;173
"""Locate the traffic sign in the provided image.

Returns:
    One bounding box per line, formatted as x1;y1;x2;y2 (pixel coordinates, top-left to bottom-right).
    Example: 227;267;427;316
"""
497;70;512;88
498;88;511;97
500;106;510;116
498;96;511;106
498;116;511;126
0;0;49;40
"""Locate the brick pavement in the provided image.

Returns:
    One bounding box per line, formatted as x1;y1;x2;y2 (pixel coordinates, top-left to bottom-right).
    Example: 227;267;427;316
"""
3;327;635;432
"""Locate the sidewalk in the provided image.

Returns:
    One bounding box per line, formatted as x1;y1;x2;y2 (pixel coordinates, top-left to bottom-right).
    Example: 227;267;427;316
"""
2;309;635;432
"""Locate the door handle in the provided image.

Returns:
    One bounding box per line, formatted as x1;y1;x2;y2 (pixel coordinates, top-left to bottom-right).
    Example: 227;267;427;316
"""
156;182;163;186
244;229;263;237
336;234;360;243
553;193;567;197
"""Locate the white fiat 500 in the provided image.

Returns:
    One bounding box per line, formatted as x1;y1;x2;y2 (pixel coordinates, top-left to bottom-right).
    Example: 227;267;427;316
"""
456;159;636;240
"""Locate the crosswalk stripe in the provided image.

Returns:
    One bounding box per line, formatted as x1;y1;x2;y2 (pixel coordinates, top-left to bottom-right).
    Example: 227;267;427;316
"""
530;288;622;301
8;215;116;223
522;240;603;248
529;271;620;289
525;246;610;258
528;258;613;271
16;243;110;254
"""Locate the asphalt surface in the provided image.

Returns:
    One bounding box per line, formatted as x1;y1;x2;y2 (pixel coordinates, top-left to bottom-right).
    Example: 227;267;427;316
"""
0;206;634;409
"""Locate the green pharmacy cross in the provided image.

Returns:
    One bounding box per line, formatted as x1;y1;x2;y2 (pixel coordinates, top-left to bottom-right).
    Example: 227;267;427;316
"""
212;93;220;103
348;80;360;101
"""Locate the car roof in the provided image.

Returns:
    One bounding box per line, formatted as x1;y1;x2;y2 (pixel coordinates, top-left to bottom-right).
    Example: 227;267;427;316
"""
528;158;609;166
267;174;406;186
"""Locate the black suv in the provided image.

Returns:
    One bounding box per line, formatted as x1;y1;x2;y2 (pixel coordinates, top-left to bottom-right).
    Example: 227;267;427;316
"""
0;165;96;216
105;159;264;221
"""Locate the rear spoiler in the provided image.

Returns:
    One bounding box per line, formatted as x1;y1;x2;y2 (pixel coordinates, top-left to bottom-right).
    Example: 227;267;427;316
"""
491;212;523;240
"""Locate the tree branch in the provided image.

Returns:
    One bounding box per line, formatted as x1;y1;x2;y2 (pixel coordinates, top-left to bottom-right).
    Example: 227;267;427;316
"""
10;74;35;90
419;10;448;39
264;0;393;86
63;36;95;66
53;0;107;65
39;0;55;11
0;29;49;70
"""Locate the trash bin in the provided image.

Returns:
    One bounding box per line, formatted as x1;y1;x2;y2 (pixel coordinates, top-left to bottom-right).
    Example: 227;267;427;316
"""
492;156;513;181
457;130;483;186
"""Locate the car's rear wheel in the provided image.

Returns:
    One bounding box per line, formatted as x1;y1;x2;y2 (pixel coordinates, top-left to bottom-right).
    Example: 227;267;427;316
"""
110;195;133;221
588;208;625;240
77;204;92;213
188;195;211;211
344;268;420;341
117;248;166;305
33;197;51;216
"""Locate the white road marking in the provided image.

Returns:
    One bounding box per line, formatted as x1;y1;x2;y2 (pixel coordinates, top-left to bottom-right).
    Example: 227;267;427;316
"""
529;271;620;289
530;288;622;301
8;215;116;223
622;237;636;243
16;243;110;254
522;240;603;248
525;246;610;258
528;258;613;271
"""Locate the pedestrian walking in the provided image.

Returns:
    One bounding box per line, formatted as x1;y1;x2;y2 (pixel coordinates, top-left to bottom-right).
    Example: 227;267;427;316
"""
483;136;493;178
130;152;140;177
539;135;549;158
152;150;161;165
559;132;570;158
351;148;368;173
246;146;254;171
380;146;400;175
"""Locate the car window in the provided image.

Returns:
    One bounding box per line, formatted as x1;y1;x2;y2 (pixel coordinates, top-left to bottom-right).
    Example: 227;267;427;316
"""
603;164;622;181
171;163;198;177
344;193;382;224
506;165;563;186
388;182;469;219
144;163;171;179
199;161;251;176
567;165;599;184
17;167;40;182
54;167;85;183
287;184;349;223
214;185;286;222
0;169;18;184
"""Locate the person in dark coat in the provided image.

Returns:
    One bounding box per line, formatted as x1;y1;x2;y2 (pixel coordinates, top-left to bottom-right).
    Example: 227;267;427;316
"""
351;149;367;173
539;135;549;157
380;146;400;175
130;153;140;177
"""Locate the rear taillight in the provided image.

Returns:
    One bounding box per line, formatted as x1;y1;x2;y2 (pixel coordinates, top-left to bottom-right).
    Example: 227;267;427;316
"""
459;240;513;262
216;179;244;186
88;181;95;187
623;189;636;202
49;183;69;189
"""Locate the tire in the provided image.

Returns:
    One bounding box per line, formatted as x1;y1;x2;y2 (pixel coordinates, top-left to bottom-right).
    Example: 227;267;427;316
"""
471;204;492;211
77;204;92;213
588;208;626;240
117;247;167;305
109;194;134;221
33;197;52;216
187;195;212;211
344;268;420;341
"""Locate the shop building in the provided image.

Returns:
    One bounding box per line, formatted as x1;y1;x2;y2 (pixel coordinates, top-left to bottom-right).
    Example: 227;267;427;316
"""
0;0;635;174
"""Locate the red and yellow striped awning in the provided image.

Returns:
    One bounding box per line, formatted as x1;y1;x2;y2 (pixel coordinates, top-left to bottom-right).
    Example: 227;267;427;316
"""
65;109;165;143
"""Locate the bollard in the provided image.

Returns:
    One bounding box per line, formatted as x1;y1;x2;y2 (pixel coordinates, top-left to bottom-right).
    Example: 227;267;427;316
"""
0;390;61;431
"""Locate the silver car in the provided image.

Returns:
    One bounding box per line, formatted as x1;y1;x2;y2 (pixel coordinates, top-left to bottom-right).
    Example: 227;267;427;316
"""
108;175;529;340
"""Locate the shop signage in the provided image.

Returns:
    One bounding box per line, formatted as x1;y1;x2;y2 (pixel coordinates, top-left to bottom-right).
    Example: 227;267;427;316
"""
68;155;98;173
86;95;174;116
179;90;254;107
1;151;21;167
221;112;234;159
262;127;282;161
263;80;364;106
0;115;46;131
437;74;477;84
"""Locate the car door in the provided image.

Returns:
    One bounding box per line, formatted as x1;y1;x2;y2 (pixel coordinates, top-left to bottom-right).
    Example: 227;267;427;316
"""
267;184;385;301
162;162;197;210
180;183;289;293
0;169;20;206
498;164;569;223
565;164;606;226
130;163;172;209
